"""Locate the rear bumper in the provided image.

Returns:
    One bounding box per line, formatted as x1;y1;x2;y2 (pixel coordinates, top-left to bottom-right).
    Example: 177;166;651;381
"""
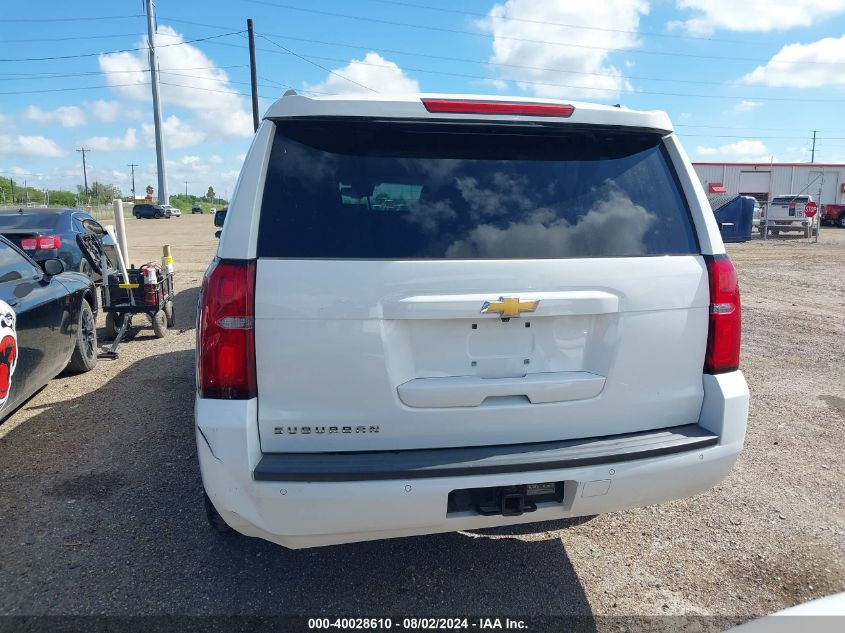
196;372;748;549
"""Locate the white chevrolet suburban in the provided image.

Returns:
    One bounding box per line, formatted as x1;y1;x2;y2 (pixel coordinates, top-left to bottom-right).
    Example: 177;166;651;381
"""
196;93;749;549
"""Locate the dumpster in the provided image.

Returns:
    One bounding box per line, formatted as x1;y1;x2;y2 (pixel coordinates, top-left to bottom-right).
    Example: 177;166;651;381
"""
707;194;754;243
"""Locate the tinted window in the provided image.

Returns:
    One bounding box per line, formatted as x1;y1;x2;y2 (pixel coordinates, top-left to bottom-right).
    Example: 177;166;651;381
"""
0;240;40;285
257;120;697;259
0;212;60;231
772;196;810;204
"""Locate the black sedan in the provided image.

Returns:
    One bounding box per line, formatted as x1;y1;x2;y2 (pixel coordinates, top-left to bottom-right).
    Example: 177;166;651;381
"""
0;208;114;282
0;236;97;423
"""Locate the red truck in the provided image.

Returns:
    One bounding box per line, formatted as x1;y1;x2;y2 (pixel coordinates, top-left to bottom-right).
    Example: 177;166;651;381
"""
821;204;845;228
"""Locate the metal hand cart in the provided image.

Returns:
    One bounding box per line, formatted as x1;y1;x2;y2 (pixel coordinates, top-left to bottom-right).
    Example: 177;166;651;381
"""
77;232;176;359
97;267;175;358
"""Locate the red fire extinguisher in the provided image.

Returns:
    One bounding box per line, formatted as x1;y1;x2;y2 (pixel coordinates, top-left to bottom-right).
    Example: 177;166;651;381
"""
142;263;158;305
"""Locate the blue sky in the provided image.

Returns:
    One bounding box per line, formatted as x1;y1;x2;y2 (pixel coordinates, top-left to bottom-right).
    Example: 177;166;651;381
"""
2;0;845;199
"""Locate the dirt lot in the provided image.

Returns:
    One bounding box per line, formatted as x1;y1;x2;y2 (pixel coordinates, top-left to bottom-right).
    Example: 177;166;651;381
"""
0;215;842;624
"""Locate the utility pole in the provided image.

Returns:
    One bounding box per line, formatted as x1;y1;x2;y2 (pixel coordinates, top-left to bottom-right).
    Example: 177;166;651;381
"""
146;0;169;206
811;130;817;163
76;147;90;197
184;181;189;199
247;18;259;132
128;163;138;200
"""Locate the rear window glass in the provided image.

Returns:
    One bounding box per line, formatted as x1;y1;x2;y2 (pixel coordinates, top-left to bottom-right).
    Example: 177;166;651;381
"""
771;196;809;204
0;212;60;231
257;120;697;259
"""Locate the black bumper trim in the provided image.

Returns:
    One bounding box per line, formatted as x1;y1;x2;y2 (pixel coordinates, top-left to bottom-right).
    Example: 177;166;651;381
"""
253;424;718;482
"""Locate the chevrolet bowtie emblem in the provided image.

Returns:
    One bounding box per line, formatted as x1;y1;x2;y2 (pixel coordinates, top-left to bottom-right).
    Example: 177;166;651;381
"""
480;296;539;318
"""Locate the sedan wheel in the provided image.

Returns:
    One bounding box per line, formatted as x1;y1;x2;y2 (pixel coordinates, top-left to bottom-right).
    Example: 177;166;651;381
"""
67;299;98;373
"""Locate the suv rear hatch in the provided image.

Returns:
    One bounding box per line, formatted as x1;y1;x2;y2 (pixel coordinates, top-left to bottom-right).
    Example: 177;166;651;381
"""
254;118;708;452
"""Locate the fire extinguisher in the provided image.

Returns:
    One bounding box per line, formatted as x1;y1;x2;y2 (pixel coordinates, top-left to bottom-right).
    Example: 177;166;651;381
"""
142;263;158;305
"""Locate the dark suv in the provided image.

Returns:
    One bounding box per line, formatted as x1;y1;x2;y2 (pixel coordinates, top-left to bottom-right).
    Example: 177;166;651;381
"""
192;204;203;214
133;204;170;219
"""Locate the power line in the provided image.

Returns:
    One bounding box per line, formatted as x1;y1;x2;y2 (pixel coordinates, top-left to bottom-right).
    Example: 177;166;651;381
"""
258;34;378;93
247;42;845;104
157;80;271;99
157;21;845;97
677;133;845;140
2;14;144;23
0;30;245;63
360;0;770;46
0;82;152;95
246;1;845;67
159;69;323;94
0;64;248;81
1;33;142;44
241;32;734;88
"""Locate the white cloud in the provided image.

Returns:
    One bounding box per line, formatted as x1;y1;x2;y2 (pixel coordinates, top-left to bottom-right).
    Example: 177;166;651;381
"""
25;105;86;128
303;52;420;95
141;115;206;149
695;139;775;162
671;0;845;35
734;100;762;113
162;156;240;198
110;169;129;183
209;154;224;164
81;127;138;151
478;0;649;100
89;99;121;122
98;25;253;138
741;35;845;88
0;134;64;157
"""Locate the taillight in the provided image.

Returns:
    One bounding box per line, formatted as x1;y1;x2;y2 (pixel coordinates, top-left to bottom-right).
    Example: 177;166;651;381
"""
197;259;257;399
422;98;574;117
21;236;61;250
704;255;741;374
38;236;61;249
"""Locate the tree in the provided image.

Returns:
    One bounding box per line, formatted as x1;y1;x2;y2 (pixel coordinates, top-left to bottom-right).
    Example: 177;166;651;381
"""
78;181;121;205
145;185;154;196
206;186;215;202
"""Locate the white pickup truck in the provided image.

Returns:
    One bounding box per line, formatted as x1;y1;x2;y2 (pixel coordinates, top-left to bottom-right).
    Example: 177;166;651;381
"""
763;194;818;237
196;93;749;549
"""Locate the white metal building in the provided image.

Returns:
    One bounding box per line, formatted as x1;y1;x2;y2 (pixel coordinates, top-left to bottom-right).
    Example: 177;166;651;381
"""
693;162;845;206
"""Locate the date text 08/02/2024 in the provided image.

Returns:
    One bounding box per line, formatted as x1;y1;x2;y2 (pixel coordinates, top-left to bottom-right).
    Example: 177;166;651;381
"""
307;618;528;630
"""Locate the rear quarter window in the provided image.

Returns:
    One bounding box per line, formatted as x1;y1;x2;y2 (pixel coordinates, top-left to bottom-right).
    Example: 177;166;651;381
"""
257;120;698;259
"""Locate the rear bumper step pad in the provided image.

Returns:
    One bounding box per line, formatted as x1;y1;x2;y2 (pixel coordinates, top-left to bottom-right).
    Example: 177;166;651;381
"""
253;424;718;482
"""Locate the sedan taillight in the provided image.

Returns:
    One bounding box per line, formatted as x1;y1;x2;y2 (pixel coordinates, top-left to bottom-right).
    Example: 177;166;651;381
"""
21;236;61;250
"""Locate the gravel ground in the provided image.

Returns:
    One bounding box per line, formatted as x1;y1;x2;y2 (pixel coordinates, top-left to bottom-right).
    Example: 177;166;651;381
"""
0;216;842;623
